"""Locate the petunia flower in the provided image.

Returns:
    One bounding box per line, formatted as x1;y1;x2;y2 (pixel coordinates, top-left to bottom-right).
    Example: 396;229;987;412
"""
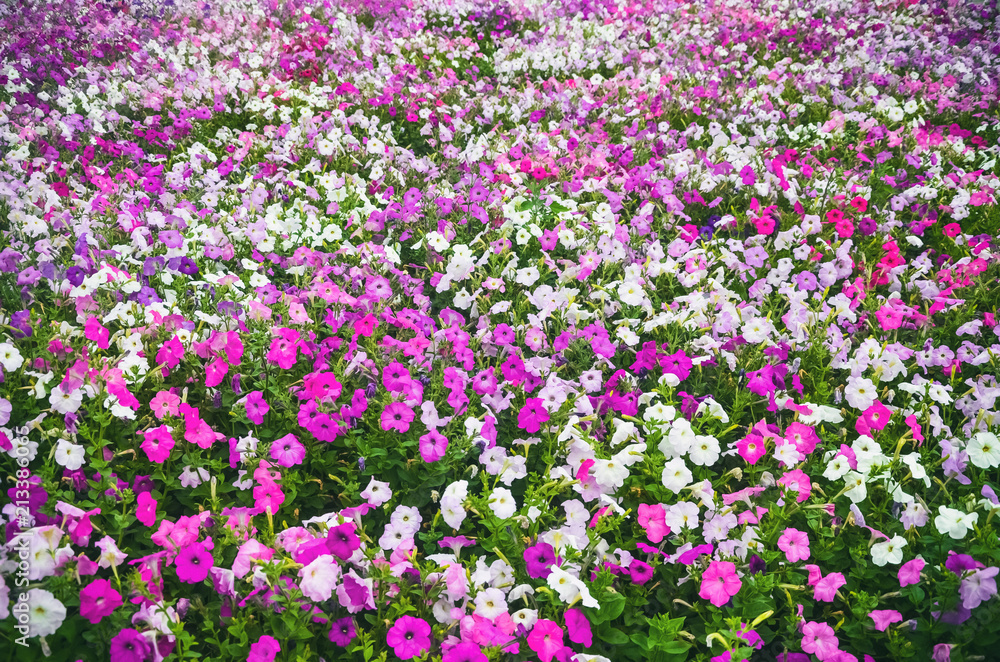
698;561;742;607
329;617;356;647
270;433;305;468
244;391;270;425
136;492;157;527
527;619;564;662
381;402;416;433
326;522;362;560
777;528;810;563
517;398;550;433
79;578;122;625
523;542;556;579
248;635;281;662
109;628;151;662
870;609;903;631
386;616;431;660
175;540;214;584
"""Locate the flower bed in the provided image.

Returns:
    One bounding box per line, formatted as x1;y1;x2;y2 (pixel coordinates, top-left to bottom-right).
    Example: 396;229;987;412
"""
2;0;1000;660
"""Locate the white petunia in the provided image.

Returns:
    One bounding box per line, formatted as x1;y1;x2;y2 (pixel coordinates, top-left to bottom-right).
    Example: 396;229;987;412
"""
489;487;517;520
54;439;86;470
870;535;907;566
0;343;23;372
546;566;599;608
474;587;508;620
661;457;693;493
687;435;720;466
967;432;1000;469
935;506;978;540
25;589;66;637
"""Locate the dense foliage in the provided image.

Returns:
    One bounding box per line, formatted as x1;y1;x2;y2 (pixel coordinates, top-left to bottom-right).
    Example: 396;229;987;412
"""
2;0;1000;661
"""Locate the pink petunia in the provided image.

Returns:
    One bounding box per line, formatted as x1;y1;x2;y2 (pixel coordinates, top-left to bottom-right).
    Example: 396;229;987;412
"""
204;356;229;388
698;560;742;607
233;540;274;578
140;425;175;463
777;469;812;503
801;621;839;659
898;558;925;587
813;571;846;602
870;609;903;631
156;335;185;370
861;401;892;431
386;616;431;660
784;422;820;456
244;391;270;425
736;433;767;465
777;528;811;563
637;503;670;543
136;492;157;527
150;390;181;419
84;316;110;350
381;402;415;433
248;635;281;662
270;433;305;467
79;578;123;624
565;609;592;647
175;540;214;584
266;329;301;370
419;429;449;462
527;619;564;662
517;398;550;433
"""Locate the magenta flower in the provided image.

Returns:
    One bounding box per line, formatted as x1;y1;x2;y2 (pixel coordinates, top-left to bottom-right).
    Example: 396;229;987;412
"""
386;616;431;660
736;434;767;465
329;617;356;647
629;559;655;585
109;629;151;662
140;425;175;464
248;635;281;662
870;609;903;631
527;619;564;662
800;621;839;659
381;402;415;433
84;316;110;350
861;401;892;431
523;542;556;578
326;522;362;560
419;430;448;462
136;492;157;527
565;608;593;647
698;561;742;607
156;336;185;370
79;578;123;624
270;433;305;467
245;391;270;424
517;398;550;433
175;540;214;584
777;528;811;563
383;361;412;391
898;558;925;587
266;331;300;369
442;642;487;662
204;355;229;388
